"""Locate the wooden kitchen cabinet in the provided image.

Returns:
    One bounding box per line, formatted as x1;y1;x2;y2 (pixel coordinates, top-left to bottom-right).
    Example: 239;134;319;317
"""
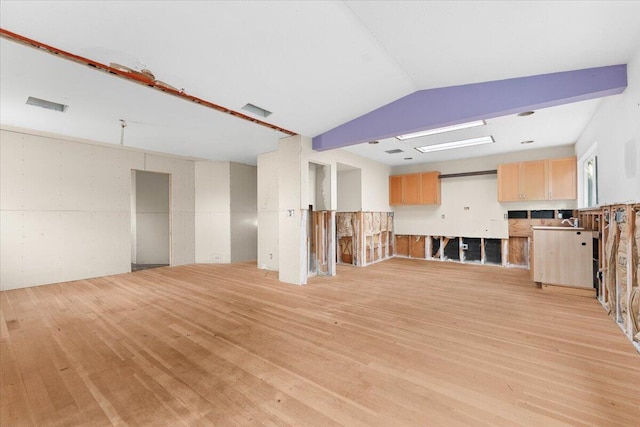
389;171;441;205
521;160;547;200
533;226;593;289
497;157;576;202
497;162;520;201
498;160;546;201
403;174;421;205
420;171;441;204
389;175;404;205
548;157;577;200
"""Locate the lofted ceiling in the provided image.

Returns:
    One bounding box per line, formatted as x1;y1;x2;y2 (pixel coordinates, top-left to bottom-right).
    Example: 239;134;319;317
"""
1;1;639;166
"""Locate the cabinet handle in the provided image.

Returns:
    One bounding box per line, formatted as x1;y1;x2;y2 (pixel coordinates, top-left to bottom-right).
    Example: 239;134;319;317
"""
549;191;552;199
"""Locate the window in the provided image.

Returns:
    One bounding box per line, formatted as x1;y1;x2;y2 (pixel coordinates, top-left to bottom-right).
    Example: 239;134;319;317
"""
578;142;598;208
584;155;598;207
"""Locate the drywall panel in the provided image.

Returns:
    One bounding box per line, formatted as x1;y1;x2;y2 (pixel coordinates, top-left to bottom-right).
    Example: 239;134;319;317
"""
257;151;279;213
0;211;130;290
1;211;62;288
278;136;306;284
194;161;231;263
257;211;279;270
257;151;279;271
195;211;231;263
230;163;257;262
1;133;62;210
392;145;577;239
195;161;230;212
308;163;317;209
337;168;362;212
144;153;195;265
171;210;196;266
576;47;640;205
231;212;258;262
0;128;196;289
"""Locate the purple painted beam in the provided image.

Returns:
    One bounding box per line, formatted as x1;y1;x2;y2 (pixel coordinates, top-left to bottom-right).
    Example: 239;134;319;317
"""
312;65;627;151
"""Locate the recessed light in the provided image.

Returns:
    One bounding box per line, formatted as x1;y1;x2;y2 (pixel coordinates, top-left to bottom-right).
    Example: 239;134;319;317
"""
241;103;272;118
368;140;379;144
520;140;534;144
415;136;495;153
385;149;404;154
404;157;413;160
517;111;535;117
26;96;68;112
396;120;486;140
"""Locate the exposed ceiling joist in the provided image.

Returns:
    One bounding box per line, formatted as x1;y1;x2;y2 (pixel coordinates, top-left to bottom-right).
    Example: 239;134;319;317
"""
0;27;297;137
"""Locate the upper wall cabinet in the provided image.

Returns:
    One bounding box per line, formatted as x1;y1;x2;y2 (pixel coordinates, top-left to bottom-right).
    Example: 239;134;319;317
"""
497;157;576;202
389;171;441;205
548;157;577;200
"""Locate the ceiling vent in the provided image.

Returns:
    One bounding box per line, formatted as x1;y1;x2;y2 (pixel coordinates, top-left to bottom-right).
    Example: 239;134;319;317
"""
241;103;272;118
26;96;68;112
385;149;404;154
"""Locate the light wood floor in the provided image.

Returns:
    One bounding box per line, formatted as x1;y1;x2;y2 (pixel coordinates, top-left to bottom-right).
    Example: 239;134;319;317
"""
1;259;639;426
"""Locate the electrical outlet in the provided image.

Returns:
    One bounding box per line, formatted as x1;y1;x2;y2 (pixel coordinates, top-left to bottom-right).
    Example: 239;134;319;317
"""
269;253;273;260
461;243;469;250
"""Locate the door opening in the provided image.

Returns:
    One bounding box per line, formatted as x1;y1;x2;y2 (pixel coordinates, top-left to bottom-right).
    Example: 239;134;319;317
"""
131;170;171;271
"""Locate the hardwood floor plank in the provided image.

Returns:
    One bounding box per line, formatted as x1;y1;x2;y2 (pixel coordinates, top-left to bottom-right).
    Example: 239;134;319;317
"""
1;259;639;426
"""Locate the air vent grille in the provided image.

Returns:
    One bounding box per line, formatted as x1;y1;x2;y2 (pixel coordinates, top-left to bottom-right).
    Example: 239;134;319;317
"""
26;96;68;112
385;149;404;154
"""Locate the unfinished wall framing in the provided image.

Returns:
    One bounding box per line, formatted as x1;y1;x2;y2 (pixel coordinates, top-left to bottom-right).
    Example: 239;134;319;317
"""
578;203;640;351
336;212;393;267
394;235;506;266
309;210;335;276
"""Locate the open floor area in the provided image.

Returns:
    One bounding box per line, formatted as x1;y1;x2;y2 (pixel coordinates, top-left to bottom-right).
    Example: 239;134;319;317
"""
1;259;639;426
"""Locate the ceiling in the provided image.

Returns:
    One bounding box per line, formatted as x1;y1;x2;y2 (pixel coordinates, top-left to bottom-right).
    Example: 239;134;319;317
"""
1;1;639;166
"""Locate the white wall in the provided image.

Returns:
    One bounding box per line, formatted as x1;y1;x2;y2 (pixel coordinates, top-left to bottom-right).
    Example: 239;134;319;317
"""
277;136;307;284
230;162;257;262
0;128;196;290
195;161;231;263
337;168;362;212
301;139;392;212
576;47;640;205
257;151;279;271
135;170;170;264
391;145;577;238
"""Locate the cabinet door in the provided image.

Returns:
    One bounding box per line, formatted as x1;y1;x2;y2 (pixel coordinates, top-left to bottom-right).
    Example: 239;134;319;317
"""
548;157;576;200
403;174;421;205
389;175;404;205
521;160;547;201
497;163;521;201
419;172;441;204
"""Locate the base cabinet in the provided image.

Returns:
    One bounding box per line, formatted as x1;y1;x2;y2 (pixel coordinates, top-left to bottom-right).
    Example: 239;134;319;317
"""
533;227;592;288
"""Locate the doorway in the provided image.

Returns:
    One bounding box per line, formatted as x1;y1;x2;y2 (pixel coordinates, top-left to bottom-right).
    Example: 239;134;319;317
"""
131;170;171;271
